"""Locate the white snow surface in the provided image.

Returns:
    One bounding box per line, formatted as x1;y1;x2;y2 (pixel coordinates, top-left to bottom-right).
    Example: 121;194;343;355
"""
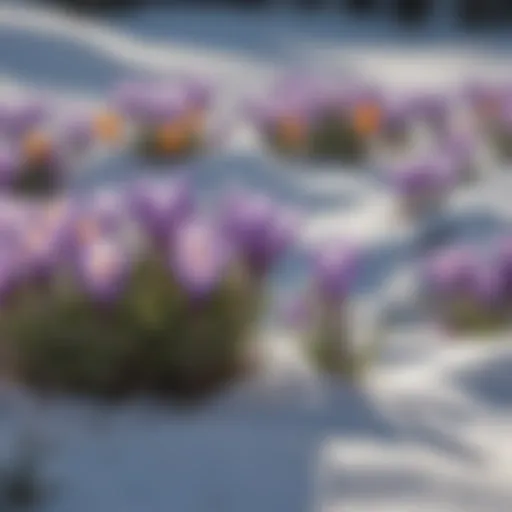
0;3;511;511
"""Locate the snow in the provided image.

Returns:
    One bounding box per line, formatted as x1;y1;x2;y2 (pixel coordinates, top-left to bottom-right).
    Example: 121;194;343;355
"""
0;2;512;511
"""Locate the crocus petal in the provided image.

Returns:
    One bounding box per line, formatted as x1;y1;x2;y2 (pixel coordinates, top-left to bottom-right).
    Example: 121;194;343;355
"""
220;189;296;275
75;238;130;303
128;176;194;243
170;216;231;299
312;242;360;301
0;146;19;186
424;247;481;296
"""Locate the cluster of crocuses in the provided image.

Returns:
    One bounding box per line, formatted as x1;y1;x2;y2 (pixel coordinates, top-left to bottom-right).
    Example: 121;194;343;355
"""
0;95;98;196
108;77;213;161
423;240;512;334
0;180;303;399
246;74;466;163
247;77;383;163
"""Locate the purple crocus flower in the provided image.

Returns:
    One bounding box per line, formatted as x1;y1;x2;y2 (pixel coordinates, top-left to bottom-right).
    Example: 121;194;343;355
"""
35;197;77;254
472;266;504;309
128;176;194;246
0;248;25;306
311;242;360;302
74;237;131;303
57;112;94;154
219;189;298;277
440;131;477;182
0;199;25;247
389;156;456;200
424;247;481;297
19;218;63;281
494;238;512;299
0;145;19;187
139;84;189;126
180;75;213;110
71;189;129;246
381;97;412;133
498;100;512;132
4;97;49;138
111;80;151;120
169;216;231;299
410;92;450;131
462;81;501;119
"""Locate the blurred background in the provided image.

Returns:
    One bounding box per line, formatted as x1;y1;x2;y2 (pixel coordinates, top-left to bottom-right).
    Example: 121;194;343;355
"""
0;1;511;512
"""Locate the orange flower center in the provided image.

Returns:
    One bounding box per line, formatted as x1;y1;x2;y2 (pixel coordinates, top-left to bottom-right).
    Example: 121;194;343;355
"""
277;116;306;147
94;110;123;144
23;131;52;163
353;103;382;136
155;123;188;153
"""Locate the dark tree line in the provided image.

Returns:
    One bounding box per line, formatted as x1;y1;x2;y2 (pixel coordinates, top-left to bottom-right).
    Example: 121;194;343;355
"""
39;0;512;29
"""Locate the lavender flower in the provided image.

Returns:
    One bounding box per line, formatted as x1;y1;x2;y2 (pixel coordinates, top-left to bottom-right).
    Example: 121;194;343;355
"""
74;237;131;303
219;189;297;277
169;216;231;299
311;242;360;302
